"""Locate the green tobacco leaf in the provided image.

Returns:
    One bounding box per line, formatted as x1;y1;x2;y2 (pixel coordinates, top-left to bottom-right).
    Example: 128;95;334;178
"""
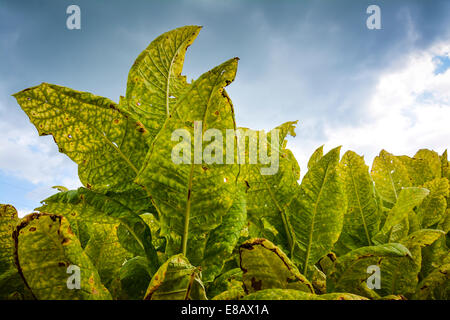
119;256;152;300
0;204;19;274
242;121;299;255
84;223;132;295
124;26;202;142
136;58;239;257
239;238;314;294
414;253;450;300
0;205;29;299
106;187;158;216
13;83;148;192
438;209;450;233
200;189;246;282
371;150;411;206
242;289;321;300
0;268;32;300
398;149;441;186
441;150;450;180
207;268;243;299
335;151;381;254
13;213;111;300
287;147;346;276
327;243;413;298
373;187;429;244
403;229;445;248
144;254;206;300
37;188;159;273
307;145;323;170
416;178;449;228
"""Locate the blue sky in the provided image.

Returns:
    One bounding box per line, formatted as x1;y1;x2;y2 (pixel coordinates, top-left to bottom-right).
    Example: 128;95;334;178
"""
1;0;450;216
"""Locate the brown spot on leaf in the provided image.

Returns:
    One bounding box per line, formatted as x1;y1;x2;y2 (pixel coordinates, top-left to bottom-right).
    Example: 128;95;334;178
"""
250;277;262;291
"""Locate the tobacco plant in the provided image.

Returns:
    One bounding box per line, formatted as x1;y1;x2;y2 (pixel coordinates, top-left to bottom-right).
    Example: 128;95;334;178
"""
1;26;449;300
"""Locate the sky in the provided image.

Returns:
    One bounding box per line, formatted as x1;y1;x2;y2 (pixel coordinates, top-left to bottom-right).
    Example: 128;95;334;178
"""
1;0;450;217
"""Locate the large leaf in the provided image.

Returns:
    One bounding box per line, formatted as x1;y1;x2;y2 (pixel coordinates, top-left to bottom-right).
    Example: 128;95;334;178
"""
287;147;346;276
124;26;202;142
135;58;239;256
335;151;381;254
0;204;29;299
0;204;19;274
13;213;111;300
371;150;411;207
398;149;441;186
84;223;133;296
373;187;429;244
144;254;206;300
414;253;450;300
200;188;247;282
239;238;313;294
327;243;413;298
37;188;159;273
241;122;299;256
207;268;243;299
307;145;324;170
13;84;148;192
119;256;152;300
416;178;449;228
441;150;450;180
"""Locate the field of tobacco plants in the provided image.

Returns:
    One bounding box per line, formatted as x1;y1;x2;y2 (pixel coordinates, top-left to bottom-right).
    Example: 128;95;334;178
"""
0;26;448;300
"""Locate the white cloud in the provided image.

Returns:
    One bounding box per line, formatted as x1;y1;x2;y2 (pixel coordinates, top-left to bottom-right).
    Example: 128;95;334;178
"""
305;42;450;170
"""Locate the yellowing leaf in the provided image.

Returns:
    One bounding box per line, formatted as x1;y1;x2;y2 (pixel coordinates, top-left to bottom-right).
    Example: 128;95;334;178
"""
373;187;429;244
37;188;159;273
398;149;441;186
416;178;449;228
13;84;148;192
241;121;299;255
335;151;381;254
14;213;111;300
136;58;239;257
239;238;314;294
124;26;202;143
371;150;411;206
0;204;19;274
327;243;413;298
144;254;206;300
287;147;345;276
200;189;246;282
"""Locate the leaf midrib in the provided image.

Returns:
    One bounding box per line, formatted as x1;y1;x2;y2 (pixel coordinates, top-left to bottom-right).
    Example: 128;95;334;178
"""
303;162;332;275
349;166;372;246
181;70;224;256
